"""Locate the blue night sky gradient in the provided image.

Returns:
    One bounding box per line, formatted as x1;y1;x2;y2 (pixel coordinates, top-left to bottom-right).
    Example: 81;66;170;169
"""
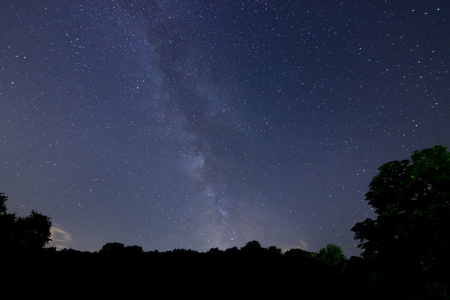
1;1;449;256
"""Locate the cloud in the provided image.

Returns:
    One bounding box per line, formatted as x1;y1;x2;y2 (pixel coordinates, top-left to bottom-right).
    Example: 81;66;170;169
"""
296;239;309;251
49;226;72;250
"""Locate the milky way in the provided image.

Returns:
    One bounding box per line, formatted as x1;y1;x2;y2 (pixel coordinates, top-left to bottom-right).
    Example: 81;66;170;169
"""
1;1;449;255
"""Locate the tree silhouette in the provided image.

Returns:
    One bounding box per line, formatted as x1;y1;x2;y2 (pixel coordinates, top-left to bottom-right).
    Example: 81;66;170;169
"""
99;242;144;257
241;240;263;252
15;210;52;250
99;242;127;255
318;244;347;268
0;193;7;214
351;145;450;272
0;193;52;252
0;193;16;251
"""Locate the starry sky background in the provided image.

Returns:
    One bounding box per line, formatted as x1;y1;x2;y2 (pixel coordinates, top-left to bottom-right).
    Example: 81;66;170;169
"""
1;1;449;256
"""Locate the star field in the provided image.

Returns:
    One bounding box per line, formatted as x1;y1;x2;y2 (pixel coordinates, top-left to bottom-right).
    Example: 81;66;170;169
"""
1;1;449;255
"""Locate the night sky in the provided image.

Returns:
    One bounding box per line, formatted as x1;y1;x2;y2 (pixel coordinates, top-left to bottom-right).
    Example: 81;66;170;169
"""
1;1;449;256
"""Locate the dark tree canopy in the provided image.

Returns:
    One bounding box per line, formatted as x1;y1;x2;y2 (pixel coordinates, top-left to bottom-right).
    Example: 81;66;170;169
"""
352;145;450;271
0;193;7;214
99;242;143;256
318;244;347;268
0;193;52;252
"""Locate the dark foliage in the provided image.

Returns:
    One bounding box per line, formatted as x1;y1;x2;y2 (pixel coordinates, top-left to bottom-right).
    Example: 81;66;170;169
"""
352;146;450;263
0;192;51;252
99;242;143;256
352;145;450;298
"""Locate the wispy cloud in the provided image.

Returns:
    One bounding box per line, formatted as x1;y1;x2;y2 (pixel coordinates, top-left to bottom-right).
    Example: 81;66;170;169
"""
49;226;72;250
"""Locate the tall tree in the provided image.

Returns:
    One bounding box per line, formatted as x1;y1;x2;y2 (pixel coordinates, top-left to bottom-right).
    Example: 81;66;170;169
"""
0;193;7;214
0;193;16;250
0;193;52;252
15;210;52;251
318;244;346;268
352;145;450;271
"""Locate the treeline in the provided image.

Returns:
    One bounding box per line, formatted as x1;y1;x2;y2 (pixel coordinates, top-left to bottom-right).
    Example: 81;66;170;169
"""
7;240;370;298
2;239;433;299
53;240;348;273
